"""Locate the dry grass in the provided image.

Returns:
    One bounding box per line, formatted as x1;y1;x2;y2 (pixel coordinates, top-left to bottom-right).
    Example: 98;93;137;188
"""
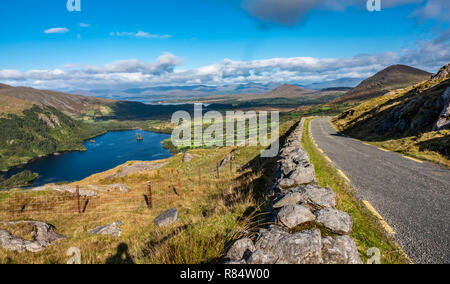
0;121;294;264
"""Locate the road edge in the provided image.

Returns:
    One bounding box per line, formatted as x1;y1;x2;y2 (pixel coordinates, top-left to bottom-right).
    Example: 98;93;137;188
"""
304;117;414;264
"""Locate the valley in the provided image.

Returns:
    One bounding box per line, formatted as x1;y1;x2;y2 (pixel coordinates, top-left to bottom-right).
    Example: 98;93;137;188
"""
0;63;449;264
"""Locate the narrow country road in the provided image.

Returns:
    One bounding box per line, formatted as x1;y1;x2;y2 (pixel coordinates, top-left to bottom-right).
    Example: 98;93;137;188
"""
310;118;450;264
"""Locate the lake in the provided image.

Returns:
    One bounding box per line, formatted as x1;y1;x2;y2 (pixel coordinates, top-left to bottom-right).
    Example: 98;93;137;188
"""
4;130;172;187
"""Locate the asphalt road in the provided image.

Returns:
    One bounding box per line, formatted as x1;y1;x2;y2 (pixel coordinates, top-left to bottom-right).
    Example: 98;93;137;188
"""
310;118;450;264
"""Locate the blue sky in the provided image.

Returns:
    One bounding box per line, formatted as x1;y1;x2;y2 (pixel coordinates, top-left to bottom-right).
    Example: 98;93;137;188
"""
0;0;448;90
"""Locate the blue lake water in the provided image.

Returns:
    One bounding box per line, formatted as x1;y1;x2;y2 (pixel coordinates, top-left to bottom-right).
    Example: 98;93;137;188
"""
4;130;172;187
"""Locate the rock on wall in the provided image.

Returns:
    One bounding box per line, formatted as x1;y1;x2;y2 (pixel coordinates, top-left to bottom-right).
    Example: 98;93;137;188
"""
225;118;363;264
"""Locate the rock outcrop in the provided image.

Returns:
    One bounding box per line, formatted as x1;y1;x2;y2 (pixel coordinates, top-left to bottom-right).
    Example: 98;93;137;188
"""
225;119;362;264
0;221;65;252
105;161;167;180
429;63;450;83
433;87;450;131
89;221;123;237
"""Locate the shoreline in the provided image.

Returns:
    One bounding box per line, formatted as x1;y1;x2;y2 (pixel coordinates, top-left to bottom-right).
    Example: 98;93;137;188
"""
1;129;172;180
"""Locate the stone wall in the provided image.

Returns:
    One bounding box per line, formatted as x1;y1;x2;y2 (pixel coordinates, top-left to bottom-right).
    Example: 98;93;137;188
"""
226;118;363;264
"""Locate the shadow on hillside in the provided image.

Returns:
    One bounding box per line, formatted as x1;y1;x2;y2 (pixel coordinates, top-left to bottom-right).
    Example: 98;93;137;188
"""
340;79;450;142
417;135;450;159
228;120;301;222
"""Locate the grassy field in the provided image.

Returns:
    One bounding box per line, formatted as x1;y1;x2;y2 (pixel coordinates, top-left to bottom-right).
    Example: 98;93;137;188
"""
0;121;295;264
302;118;411;264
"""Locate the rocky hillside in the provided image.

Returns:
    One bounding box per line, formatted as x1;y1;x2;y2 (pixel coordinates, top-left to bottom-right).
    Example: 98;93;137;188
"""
333;64;432;104
0;84;112;116
334;63;450;166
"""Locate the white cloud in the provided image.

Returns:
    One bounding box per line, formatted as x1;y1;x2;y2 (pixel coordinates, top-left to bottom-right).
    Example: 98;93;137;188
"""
110;31;172;39
78;23;91;28
44;27;69;34
0;33;448;90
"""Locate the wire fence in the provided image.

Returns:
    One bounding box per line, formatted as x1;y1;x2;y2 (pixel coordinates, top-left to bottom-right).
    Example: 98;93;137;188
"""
0;162;238;220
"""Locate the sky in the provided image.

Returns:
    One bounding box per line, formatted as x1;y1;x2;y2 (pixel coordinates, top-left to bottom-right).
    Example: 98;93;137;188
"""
0;0;449;90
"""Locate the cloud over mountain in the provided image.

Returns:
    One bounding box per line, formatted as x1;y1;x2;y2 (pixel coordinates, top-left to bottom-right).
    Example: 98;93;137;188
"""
0;32;448;90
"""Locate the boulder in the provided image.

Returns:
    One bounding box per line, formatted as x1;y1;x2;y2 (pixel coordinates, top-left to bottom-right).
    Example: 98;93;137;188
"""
272;192;304;209
288;166;316;185
303;185;337;210
0;221;65;253
315;208;353;235
249;226;322;264
89;221;123;237
276;205;315;229
322;236;363;264
226;238;255;261
155;208;179;227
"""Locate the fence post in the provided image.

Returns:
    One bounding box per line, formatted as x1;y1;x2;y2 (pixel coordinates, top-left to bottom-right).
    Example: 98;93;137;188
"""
147;181;152;209
76;185;81;214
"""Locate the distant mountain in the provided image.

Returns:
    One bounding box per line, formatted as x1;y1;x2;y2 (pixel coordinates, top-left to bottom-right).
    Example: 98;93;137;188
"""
257;84;314;99
0;84;112;116
320;87;353;92
332;65;432;104
304;78;363;90
68;83;282;101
